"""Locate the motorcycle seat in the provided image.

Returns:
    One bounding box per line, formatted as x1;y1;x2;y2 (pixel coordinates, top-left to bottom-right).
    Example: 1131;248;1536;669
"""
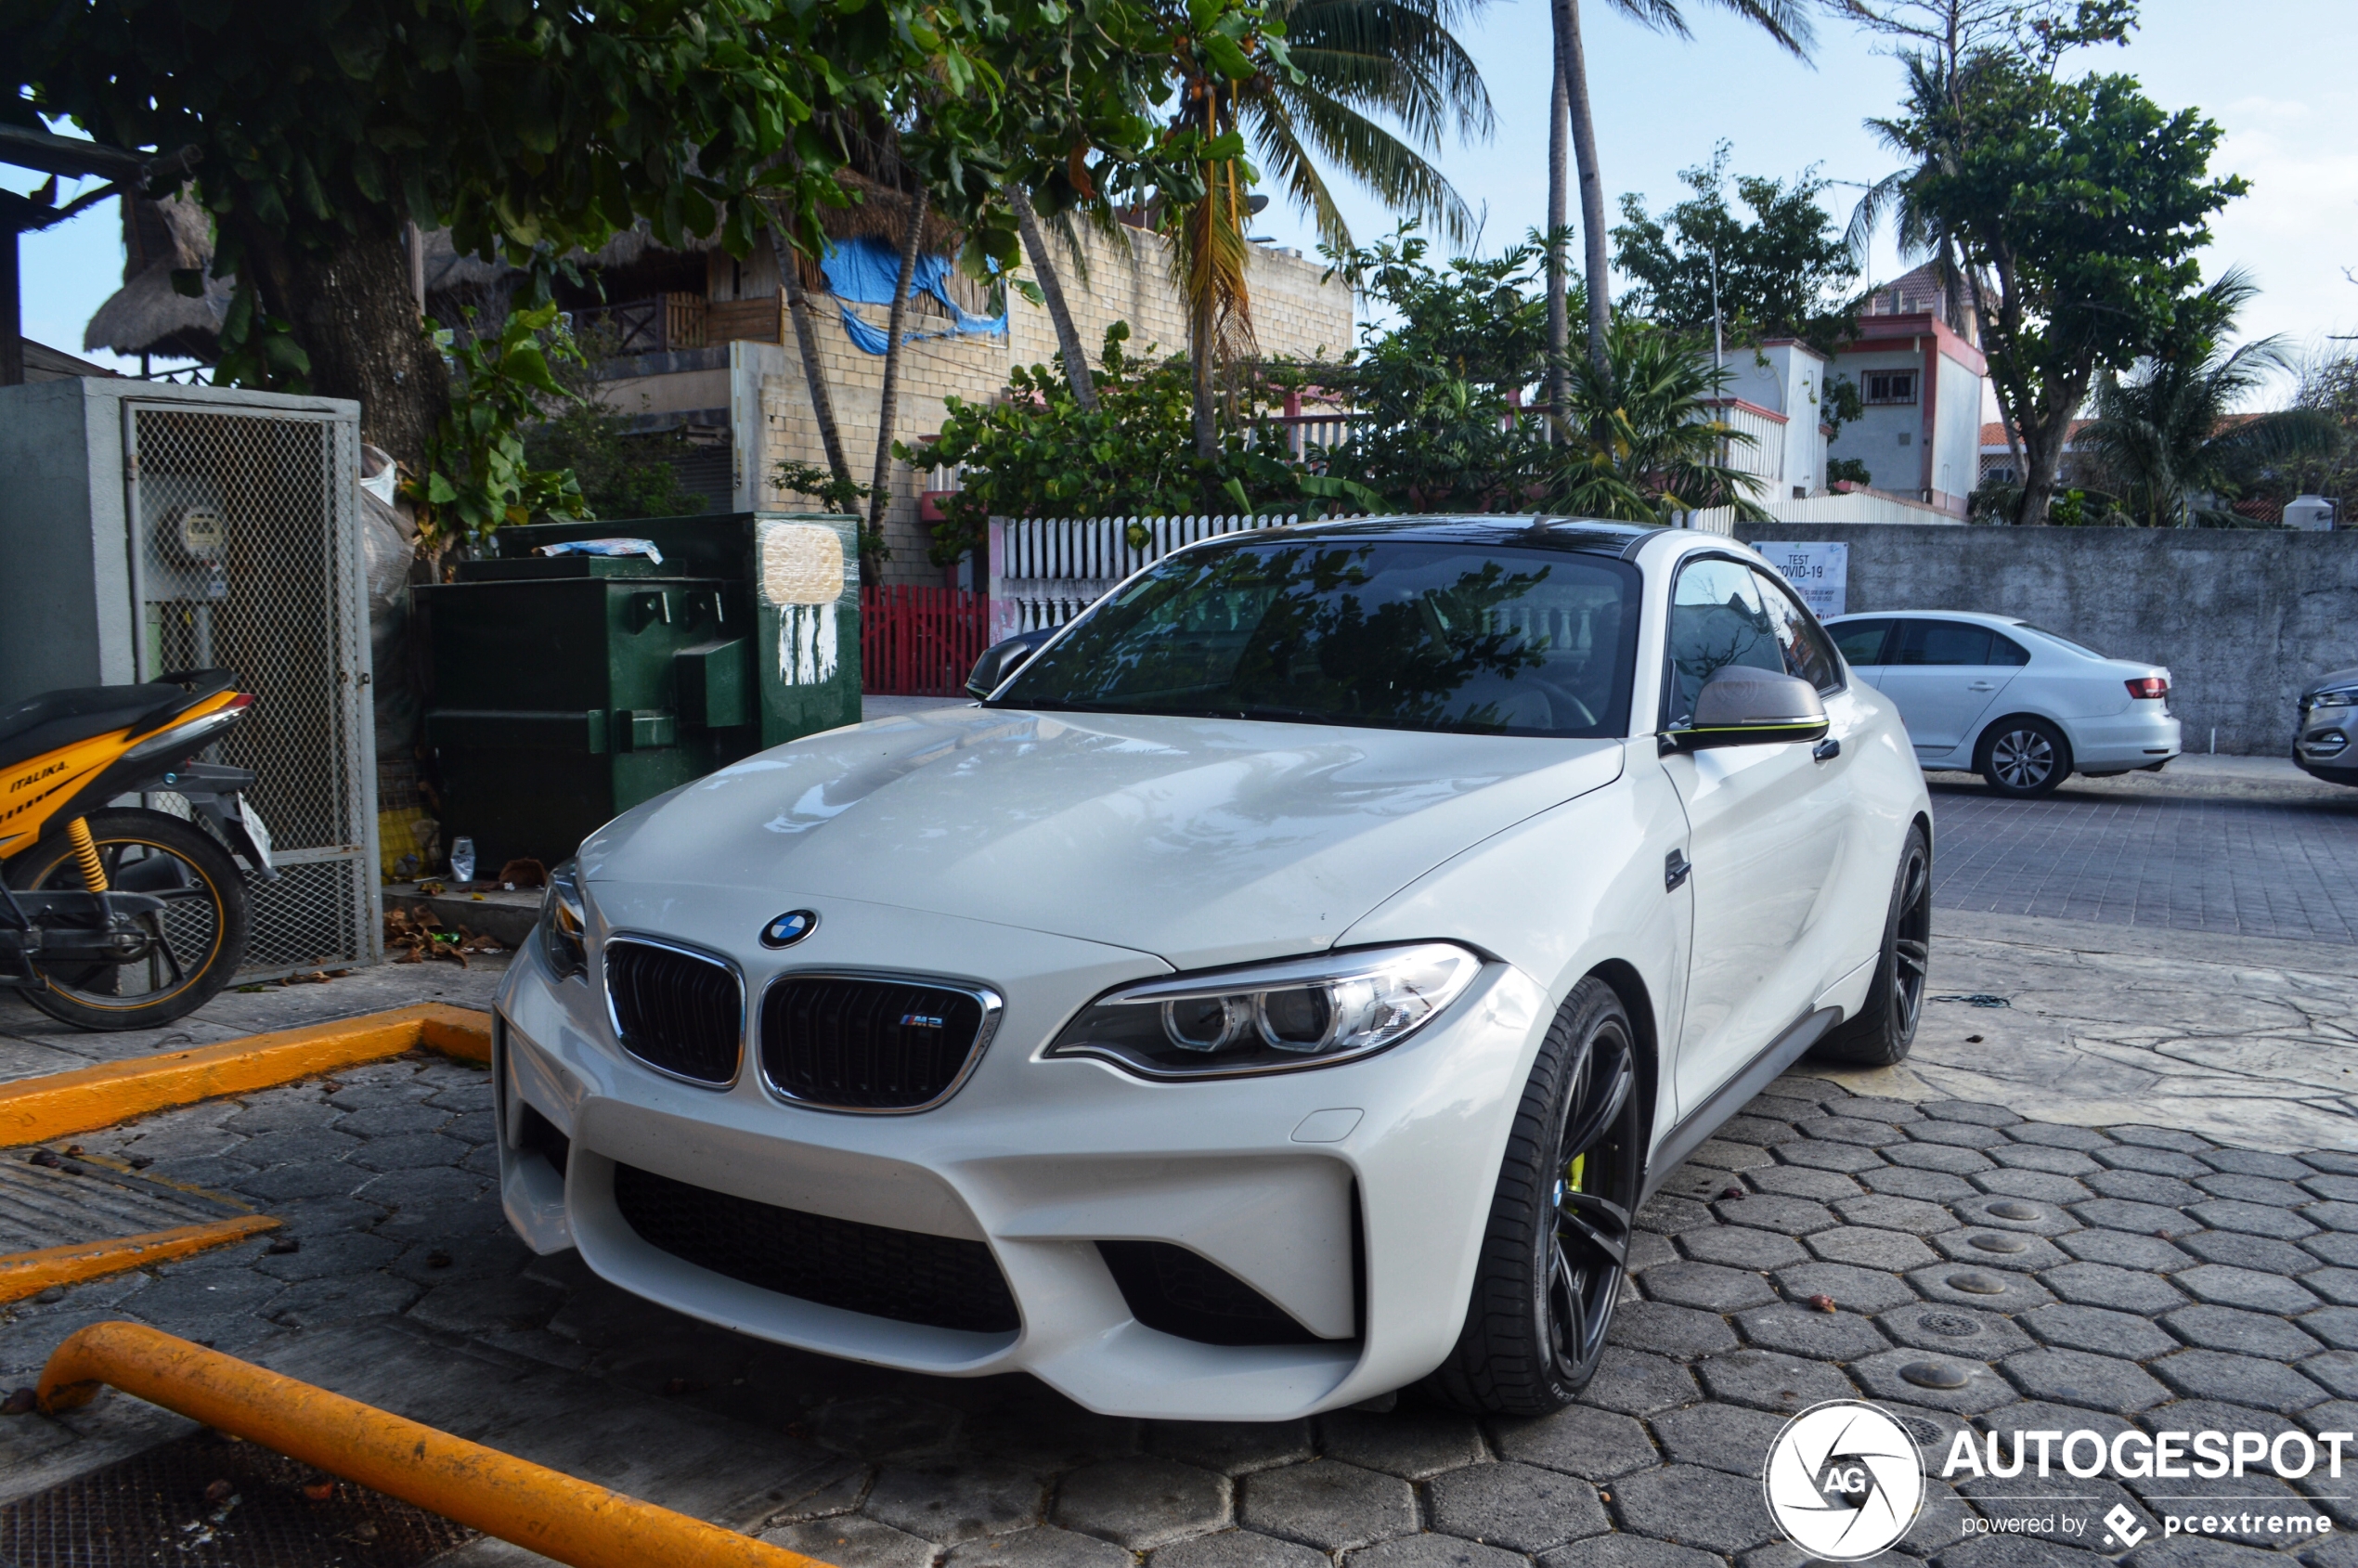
0;679;226;775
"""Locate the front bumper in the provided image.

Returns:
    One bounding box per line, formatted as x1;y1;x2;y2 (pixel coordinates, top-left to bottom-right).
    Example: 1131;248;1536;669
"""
2295;716;2356;784
492;884;1551;1420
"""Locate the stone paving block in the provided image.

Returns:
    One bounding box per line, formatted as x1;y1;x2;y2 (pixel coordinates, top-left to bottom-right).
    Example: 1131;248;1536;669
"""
2057;1228;2196;1272
2197;1148;2315;1179
2307;1152;2358;1176
1055;1456;1228;1549
1884;1142;1996;1175
1539;1534;1724;1568
123;1267;282;1323
266;1270;426;1327
1843;1097;1925;1123
348;1132;473;1173
2309;1203;2358;1233
2175;1231;2322;1276
2022;1302;2179;1359
1625;1234;1677;1274
1770;1140;1886;1173
2042;1262;2188;1314
1147;1422;1314;1476
1693;1349;1856;1415
1859;1165;1981;1203
1606;1301;1739;1359
1916;1101;2016;1127
946;1525;1134;1568
1734;1302;1890;1361
1678;1225;1808;1273
813;1396;966;1461
965;1403;1141;1474
1906;1121;2012;1150
1849;1348;2013;1414
1610;1464;1777;1554
1635;1196;1716;1236
1877;1302;2034;1357
1967;1169;2096;1204
1687;1139;1774;1173
1638;1261;1776;1314
1717;1116;1799;1146
1952;1195;2078;1237
231;1160;366;1202
2301;1350;2358;1400
2305;1175;2358;1203
2196;1173;2313;1207
765;1513;940;1568
220;1097;343;1135
2305;1234;2358;1268
2299;1308;2358;1351
1574;1348;1704;1419
1793;1115;1907;1147
1713;1195;1837;1236
1317;1411;1486;1481
2306;1271;2358;1306
2188;1200;2319;1240
438;1108;498;1146
1775;1262;1922;1315
250;1227;402;1281
1352;1536;1530;1568
1429;1461;1609;1551
1804;1227;1939;1272
1742;1165;1862;1202
2003;1121;2117;1152
1238;1460;1417;1552
1149;1530;1327;1568
2095;1144;2211;1178
353;1165;488;1209
2087;1168;2207;1207
1645;1401;1790;1477
2112;1127;2213;1154
1929;1229;2068;1273
2069;1198;2192;1236
1985;1143;2102;1176
2002;1347;2172;1412
1833;1194;1960;1236
2163;1304;2325;1359
332;1102;455;1137
870;1458;1049;1545
1744;1093;1825;1122
2152;1350;2329;1411
2175;1264;2323;1314
1492;1403;1656;1481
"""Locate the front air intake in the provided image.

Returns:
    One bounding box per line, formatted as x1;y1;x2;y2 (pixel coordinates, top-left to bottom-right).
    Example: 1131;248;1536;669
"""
1096;1240;1329;1346
758;976;996;1110
603;938;743;1086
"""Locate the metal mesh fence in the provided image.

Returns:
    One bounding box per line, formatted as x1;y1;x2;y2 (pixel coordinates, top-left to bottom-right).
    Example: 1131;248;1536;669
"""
126;402;380;976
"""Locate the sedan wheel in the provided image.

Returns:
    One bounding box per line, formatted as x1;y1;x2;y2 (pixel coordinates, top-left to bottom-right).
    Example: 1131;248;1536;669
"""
1981;718;2070;797
1430;978;1644;1416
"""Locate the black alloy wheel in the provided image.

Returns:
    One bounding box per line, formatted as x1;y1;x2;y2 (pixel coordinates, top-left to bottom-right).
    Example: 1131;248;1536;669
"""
1980;718;2070;797
1814;822;1932;1067
1430;977;1645;1415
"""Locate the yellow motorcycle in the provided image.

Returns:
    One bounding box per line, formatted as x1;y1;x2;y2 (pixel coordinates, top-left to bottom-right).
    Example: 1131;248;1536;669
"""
0;670;276;1030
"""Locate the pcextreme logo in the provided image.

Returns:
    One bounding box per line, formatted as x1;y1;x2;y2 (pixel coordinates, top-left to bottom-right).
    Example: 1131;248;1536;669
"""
1762;1400;1926;1561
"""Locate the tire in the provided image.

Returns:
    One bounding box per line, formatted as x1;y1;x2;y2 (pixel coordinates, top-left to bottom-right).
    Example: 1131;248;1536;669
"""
1813;823;1931;1067
1427;977;1645;1416
6;809;249;1031
1978;717;2071;797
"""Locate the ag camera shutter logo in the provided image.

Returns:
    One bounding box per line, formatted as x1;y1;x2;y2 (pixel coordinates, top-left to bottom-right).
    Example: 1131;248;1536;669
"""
1762;1399;1926;1561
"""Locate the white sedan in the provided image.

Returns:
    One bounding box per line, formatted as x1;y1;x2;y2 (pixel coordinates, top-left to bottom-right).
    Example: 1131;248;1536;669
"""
494;519;1932;1420
1822;610;2180;797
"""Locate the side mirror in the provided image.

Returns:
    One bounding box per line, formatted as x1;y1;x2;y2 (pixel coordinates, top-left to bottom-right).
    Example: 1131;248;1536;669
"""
1663;666;1829;751
965;628;1056;699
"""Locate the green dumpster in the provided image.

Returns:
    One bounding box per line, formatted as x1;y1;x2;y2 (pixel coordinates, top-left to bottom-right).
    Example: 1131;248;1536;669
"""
418;512;861;871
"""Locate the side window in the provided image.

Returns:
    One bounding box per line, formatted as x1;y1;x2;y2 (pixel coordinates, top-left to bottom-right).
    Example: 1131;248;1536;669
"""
1830;619;1893;667
1664;559;1784;725
1988;633;2031;667
1895;620;1994;667
1750;569;1842;693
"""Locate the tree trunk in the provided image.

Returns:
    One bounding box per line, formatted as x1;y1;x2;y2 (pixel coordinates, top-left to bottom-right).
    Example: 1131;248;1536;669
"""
2014;362;2092;528
1011;186;1097;411
1553;0;1611;381
232;207;447;478
868;185;931;583
1191;287;1219;464
1543;19;1570;434
767;213;857;499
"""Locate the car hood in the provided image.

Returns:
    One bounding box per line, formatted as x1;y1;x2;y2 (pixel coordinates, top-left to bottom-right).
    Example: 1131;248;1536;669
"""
2307;667;2358;698
583;706;1626;969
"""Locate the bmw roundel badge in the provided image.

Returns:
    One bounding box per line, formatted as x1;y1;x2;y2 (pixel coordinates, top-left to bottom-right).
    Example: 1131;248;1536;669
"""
760;909;819;949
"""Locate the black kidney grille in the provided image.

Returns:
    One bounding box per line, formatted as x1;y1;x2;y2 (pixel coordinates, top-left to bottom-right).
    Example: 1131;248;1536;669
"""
605;940;742;1085
760;977;989;1108
612;1162;1019;1334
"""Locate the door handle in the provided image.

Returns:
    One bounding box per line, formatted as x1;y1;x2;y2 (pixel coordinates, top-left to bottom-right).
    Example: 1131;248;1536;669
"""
1967;680;1997;692
1813;736;1841;763
1665;849;1691;892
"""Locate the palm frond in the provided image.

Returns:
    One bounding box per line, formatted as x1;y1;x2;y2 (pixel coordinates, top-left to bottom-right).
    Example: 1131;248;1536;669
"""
1279;0;1497;148
1248;81;1476;245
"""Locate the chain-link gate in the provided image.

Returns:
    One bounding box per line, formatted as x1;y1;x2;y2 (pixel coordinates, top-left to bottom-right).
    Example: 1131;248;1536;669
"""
123;401;382;977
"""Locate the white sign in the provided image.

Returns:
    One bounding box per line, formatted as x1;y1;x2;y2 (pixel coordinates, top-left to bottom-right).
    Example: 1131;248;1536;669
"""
1753;540;1848;619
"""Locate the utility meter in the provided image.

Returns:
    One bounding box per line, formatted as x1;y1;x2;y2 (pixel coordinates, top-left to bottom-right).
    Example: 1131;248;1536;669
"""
164;503;227;566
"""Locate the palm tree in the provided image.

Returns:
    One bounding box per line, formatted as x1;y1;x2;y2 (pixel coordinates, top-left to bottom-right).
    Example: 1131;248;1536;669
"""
1548;318;1771;521
2081;270;2342;528
1545;0;1812;400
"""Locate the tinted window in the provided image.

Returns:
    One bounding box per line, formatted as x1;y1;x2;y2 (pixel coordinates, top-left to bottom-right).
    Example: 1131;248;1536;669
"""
2016;623;2103;658
1895;620;1995;667
1664;559;1786;726
1830;619;1894;667
1987;633;2030;667
997;538;1639;737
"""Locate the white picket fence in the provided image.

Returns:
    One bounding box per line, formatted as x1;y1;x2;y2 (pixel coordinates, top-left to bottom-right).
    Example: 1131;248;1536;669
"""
985;513;1296;641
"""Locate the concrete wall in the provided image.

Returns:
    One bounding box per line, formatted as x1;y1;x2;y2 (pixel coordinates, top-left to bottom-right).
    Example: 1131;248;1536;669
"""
1746;522;2358;756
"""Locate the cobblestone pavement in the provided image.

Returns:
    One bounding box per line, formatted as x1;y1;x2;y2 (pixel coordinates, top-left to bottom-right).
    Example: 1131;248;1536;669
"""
6;1045;2356;1566
1928;777;2358;946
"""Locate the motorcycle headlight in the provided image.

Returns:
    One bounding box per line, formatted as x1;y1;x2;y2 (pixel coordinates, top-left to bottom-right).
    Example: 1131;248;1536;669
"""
540;860;589;979
1046;942;1483;1079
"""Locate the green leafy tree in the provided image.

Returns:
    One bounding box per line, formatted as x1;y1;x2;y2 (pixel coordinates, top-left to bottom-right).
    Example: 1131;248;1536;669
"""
1547;320;1769;522
1612;143;1859;356
412;304;589;549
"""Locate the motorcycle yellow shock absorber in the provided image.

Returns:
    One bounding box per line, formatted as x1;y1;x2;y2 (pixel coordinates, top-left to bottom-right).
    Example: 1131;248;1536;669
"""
65;817;110;892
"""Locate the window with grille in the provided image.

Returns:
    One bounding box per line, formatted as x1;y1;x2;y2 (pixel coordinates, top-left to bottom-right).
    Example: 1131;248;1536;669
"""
1862;370;1917;406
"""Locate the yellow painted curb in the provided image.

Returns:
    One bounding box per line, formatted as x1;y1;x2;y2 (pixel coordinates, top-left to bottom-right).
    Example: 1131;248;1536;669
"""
0;1004;493;1147
0;1214;282;1303
39;1322;826;1568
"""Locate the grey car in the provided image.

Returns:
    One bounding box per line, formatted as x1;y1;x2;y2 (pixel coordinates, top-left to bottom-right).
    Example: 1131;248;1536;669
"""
2295;665;2358;786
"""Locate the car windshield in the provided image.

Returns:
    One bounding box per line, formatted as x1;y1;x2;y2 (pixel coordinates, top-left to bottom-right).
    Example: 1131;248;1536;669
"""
993;536;1640;737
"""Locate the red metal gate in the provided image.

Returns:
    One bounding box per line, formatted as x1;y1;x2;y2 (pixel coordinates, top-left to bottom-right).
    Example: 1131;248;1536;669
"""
861;584;990;696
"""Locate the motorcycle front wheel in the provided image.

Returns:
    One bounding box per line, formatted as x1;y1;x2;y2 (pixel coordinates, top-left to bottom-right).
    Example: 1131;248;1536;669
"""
6;808;250;1031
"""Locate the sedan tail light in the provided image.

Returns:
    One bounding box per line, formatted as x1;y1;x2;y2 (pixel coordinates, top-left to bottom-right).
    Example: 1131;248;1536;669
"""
2125;677;2169;700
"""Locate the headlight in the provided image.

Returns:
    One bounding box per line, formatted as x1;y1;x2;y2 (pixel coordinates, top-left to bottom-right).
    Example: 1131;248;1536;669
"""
1045;942;1483;1079
540;860;588;979
2312;686;2357;710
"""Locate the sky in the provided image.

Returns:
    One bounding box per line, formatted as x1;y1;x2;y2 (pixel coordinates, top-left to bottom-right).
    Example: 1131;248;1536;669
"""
12;0;2356;402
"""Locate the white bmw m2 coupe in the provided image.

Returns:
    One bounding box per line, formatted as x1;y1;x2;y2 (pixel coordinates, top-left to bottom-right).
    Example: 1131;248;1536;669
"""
493;518;1933;1420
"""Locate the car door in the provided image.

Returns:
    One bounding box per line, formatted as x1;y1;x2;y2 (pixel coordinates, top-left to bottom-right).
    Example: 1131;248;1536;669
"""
1828;619;1896;689
1659;559;1859;1121
1873;619;2024;760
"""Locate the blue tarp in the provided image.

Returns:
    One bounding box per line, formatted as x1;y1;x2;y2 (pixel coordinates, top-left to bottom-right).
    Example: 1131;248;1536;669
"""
822;237;1006;354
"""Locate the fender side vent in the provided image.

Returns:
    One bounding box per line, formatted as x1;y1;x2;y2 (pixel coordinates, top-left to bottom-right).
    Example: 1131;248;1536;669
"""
1096;1239;1335;1346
